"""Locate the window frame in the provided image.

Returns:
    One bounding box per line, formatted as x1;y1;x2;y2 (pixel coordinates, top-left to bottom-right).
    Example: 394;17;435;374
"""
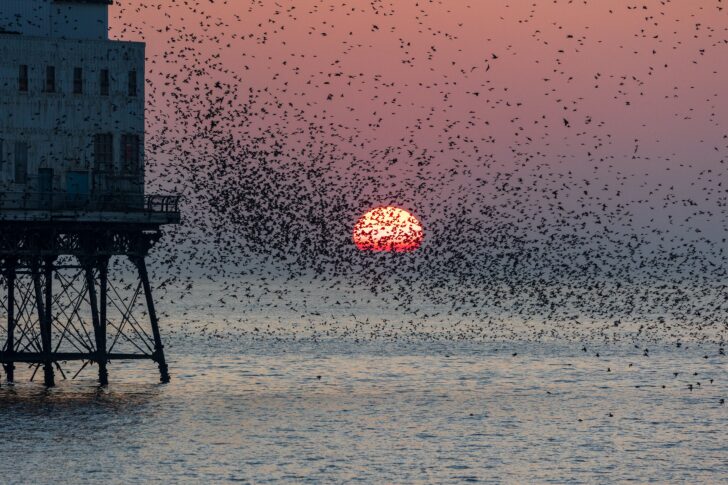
93;133;114;173
73;67;83;94
45;66;56;93
121;134;141;174
18;65;28;92
128;70;137;97
100;69;110;96
14;142;28;184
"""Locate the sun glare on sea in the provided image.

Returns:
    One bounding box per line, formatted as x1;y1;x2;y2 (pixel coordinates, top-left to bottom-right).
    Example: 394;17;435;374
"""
353;206;424;252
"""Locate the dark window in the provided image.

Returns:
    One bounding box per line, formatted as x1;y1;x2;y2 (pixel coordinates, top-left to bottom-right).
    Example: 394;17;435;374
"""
14;142;28;184
128;70;137;97
100;69;109;96
38;168;53;201
45;66;55;93
93;134;114;172
121;134;140;173
19;65;28;92
73;67;83;94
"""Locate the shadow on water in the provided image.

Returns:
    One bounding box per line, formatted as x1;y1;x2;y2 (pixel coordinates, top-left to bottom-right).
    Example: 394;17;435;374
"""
0;380;164;415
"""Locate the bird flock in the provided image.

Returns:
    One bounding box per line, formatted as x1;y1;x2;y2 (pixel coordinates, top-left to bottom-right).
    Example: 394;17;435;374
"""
97;0;728;366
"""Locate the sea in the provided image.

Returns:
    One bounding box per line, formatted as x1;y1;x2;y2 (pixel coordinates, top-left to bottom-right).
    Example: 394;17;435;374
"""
0;327;725;484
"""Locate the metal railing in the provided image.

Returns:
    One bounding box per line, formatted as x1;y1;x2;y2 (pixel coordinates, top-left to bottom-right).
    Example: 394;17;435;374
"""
144;194;181;213
0;191;180;214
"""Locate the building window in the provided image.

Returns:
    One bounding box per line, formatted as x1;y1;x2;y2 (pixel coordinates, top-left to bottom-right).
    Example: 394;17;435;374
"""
93;134;114;172
19;65;28;92
128;70;137;97
100;69;109;96
121;134;140;173
73;67;83;94
38;168;53;197
45;66;55;93
14;142;28;184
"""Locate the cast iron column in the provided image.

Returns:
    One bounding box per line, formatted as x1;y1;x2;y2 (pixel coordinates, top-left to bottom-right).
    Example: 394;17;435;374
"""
33;259;55;387
135;256;170;383
86;260;108;386
4;261;15;382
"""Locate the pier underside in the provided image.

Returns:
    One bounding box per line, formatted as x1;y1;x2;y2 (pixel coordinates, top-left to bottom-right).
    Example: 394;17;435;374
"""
0;222;170;386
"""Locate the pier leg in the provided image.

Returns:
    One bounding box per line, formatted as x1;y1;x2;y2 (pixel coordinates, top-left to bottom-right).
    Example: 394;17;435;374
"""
43;258;55;387
99;258;109;386
135;256;169;383
86;261;107;386
33;259;55;387
4;262;15;382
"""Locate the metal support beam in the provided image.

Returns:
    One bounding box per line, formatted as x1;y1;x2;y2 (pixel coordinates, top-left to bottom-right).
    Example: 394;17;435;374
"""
99;258;109;386
4;261;16;382
43;258;55;386
33;259;55;387
0;352;155;363
86;260;107;386
136;256;170;383
0;224;174;384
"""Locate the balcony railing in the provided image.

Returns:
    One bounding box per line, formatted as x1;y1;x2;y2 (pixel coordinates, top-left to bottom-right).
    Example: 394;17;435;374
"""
0;191;180;214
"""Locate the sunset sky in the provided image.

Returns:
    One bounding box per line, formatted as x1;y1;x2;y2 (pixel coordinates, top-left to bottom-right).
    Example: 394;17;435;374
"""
1;4;725;479
109;1;728;259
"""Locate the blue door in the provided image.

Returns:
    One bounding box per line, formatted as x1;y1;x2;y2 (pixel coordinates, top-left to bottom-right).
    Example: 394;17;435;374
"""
66;171;89;208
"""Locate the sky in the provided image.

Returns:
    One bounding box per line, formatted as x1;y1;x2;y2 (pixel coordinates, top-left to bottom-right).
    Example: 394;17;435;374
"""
107;1;728;277
110;0;726;165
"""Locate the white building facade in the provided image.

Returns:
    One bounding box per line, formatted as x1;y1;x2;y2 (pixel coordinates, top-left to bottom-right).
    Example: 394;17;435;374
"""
0;0;145;210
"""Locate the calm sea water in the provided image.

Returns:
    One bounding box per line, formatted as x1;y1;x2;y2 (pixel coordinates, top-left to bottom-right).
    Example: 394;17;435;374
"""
0;334;724;484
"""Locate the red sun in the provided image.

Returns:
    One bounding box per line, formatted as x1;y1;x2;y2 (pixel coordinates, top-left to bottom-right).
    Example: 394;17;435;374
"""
353;206;424;252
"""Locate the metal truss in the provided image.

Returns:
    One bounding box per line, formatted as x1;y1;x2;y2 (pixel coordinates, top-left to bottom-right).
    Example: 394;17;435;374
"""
0;223;170;386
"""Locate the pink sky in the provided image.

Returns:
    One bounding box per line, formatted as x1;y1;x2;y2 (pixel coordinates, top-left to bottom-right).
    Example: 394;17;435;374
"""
109;1;728;239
